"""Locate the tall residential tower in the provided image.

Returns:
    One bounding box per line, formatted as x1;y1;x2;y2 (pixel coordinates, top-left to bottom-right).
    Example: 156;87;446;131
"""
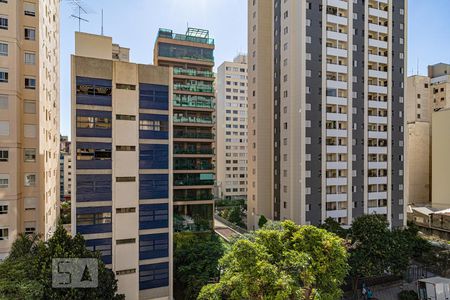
154;28;215;232
72;32;172;300
216;55;248;201
0;0;60;258
248;0;407;229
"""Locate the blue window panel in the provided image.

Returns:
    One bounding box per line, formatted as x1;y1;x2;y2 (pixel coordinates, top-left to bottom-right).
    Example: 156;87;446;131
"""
76;206;112;234
76;174;112;202
139;263;169;290
76;109;112;138
139;114;169;140
139;174;168;200
139;83;168;110
85;238;112;264
139;233;169;260
139;144;168;169
76;142;112;170
76;77;112;106
139;204;168;230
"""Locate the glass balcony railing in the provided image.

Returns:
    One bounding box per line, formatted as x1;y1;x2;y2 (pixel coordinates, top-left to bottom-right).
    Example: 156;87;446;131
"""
158;28;215;45
174;131;214;139
174;148;214;155
174;162;214;171
173;95;215;109
173;68;214;78
173;116;213;124
174;179;215;186
174;193;214;201
174;83;214;94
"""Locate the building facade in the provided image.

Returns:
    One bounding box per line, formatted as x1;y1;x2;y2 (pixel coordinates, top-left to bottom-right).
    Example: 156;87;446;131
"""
154;28;215;232
72;32;172;300
59;150;71;202
432;108;450;210
0;0;60;258
248;0;407;229
216;55;248;200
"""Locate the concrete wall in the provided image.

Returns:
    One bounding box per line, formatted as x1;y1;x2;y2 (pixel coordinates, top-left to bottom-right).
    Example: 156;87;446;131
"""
432;109;450;209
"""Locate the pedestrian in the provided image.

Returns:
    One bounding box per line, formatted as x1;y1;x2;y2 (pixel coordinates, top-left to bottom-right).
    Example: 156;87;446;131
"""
367;288;373;299
362;283;367;300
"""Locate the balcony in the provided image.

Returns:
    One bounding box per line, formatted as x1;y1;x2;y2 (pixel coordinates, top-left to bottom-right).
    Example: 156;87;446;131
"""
173;115;214;125
327;96;347;106
326;129;347;137
326;193;348;202
368;23;388;34
327;79;348;90
368;54;388;64
326;177;348;186
368;7;388;19
174;193;213;201
174;131;214;139
326;145;347;153
327;112;348;121
174;83;214;94
173;95;215;109
368;38;388;49
327;0;347;9
173;68;214;78
327;30;348;42
174;178;215;186
326;46;348;58
368;100;388;109
174;148;214;155
174;161;214;171
368;85;388;94
368;69;388;79
368;147;387;154
326;161;348;169
326;209;348;219
327;14;348;26
158;28;214;45
368;176;388;185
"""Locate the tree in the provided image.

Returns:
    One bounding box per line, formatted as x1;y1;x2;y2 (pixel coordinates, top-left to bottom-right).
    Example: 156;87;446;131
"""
174;232;226;300
258;215;268;228
227;206;245;228
319;217;349;238
0;225;124;300
198;220;349;300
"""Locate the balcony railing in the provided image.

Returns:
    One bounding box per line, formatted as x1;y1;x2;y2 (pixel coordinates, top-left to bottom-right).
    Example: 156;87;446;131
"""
174;131;214;139
174;148;214;155
174;68;214;78
174;96;215;109
174;179;215;186
174;162;214;170
174;83;214;94
174;193;214;201
174;116;213;124
158;28;215;45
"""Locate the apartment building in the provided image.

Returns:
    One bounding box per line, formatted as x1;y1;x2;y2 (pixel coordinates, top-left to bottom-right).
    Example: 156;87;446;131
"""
216;55;248;200
432;108;450;209
154;28;215;232
0;0;60;258
59;150;71;202
248;0;407;229
72;32;172;300
406;76;431;205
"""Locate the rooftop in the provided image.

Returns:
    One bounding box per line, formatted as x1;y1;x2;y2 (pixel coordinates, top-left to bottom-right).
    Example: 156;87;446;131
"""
157;27;214;45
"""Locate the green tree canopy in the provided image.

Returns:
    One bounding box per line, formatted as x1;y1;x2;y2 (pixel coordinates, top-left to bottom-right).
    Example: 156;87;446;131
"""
198;220;349;300
0;225;124;300
258;215;268;228
174;232;226;300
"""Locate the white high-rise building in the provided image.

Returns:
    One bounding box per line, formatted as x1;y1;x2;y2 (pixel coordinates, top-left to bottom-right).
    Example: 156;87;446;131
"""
216;55;248;200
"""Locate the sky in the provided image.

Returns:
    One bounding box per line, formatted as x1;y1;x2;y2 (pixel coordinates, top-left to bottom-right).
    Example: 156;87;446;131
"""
60;0;450;137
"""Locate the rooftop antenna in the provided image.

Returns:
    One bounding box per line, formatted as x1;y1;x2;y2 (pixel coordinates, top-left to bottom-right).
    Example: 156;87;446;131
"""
417;58;419;76
68;0;93;32
101;9;104;35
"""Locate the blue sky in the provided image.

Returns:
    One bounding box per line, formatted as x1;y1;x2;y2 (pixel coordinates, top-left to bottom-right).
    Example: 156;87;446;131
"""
60;0;450;137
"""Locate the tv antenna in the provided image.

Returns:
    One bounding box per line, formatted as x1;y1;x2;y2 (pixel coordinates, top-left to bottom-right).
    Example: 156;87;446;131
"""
67;0;93;32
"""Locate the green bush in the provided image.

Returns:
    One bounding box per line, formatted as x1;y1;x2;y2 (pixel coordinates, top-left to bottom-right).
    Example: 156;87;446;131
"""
398;290;418;300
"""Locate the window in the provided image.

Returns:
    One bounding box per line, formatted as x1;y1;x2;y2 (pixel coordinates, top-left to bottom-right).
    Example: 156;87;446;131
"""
0;149;7;162
77;147;111;161
0;204;7;214
24;2;36;16
0;68;8;82
76;116;111;129
0;174;8;188
0;94;7;109
116;145;136;151
116;238;136;245
24;124;36;138
25;77;36;89
116;83;136;90
116;207;136;213
0;17;7;30
24;100;36;113
24;52;35;64
0;228;8;240
116;114;136;121
24;27;35;40
77;212;112;226
0;121;9;136
0;42;7;56
116;177;136;182
139;120;168;131
116;269;136;275
24;173;36;186
24;149;36;162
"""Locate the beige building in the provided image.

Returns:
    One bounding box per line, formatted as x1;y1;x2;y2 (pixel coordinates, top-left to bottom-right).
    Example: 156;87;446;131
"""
72;32;172;299
248;0;407;229
432;108;450;209
216;55;248;200
0;0;60;258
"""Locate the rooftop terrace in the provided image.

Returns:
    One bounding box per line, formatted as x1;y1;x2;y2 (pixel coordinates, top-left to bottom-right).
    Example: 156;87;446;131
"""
158;27;214;45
